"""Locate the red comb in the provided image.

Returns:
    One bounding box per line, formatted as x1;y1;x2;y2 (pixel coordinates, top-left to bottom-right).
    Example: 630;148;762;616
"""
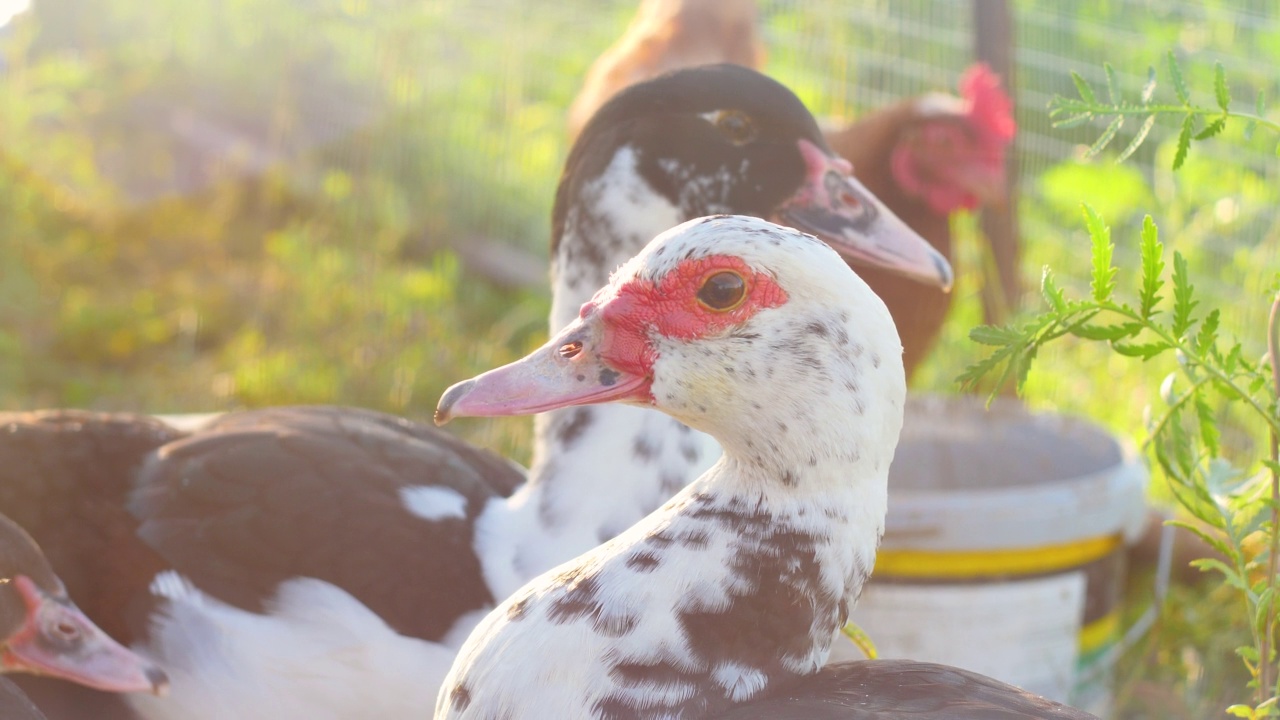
960;63;1016;144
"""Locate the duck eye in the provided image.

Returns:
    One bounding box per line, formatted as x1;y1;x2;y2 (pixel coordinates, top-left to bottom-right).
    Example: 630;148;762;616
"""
697;271;747;312
712;110;757;145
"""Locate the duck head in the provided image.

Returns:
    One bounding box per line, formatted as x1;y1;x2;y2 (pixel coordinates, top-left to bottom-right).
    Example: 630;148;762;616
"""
554;63;952;309
443;214;904;473
0;514;167;695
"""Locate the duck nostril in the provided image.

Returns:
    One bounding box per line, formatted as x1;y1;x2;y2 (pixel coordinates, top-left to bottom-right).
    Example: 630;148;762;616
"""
53;621;79;640
559;341;584;359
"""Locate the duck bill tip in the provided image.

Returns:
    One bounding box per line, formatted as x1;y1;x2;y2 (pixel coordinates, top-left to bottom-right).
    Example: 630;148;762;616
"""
436;321;651;422
781;141;954;290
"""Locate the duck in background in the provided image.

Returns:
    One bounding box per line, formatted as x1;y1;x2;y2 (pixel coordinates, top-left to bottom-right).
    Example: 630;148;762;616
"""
1;407;523;720
434;214;1094;720
566;0;1015;381
0;64;947;720
567;0;1201;596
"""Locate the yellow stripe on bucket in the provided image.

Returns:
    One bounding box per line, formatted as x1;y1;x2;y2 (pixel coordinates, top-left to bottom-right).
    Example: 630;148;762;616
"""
873;533;1123;579
1078;610;1121;657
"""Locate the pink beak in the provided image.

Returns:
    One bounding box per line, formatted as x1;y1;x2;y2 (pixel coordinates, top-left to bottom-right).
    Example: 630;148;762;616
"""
2;576;168;695
777;139;953;291
437;311;650;425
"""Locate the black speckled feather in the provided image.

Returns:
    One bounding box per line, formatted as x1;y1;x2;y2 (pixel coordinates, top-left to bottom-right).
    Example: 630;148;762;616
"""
595;492;845;719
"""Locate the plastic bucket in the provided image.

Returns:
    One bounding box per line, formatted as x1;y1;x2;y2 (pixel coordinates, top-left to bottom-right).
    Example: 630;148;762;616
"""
842;395;1147;716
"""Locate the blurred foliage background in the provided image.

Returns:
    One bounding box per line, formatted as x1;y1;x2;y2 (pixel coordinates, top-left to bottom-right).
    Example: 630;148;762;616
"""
1;1;1279;716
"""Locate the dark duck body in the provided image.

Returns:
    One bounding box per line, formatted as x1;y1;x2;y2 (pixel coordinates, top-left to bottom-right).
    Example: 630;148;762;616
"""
0;407;520;718
712;660;1095;719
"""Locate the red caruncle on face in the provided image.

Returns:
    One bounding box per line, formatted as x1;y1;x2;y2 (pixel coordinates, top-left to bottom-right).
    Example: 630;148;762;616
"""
577;254;789;385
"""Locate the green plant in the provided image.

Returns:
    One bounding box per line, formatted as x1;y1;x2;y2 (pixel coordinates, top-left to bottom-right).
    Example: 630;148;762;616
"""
965;55;1280;718
1050;51;1280;168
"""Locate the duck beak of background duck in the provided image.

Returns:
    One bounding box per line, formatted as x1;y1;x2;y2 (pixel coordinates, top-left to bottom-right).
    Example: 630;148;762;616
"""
2;576;168;695
436;314;649;425
778;139;953;291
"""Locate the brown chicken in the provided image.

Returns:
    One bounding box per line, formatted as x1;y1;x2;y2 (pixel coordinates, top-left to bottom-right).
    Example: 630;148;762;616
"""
566;0;764;140
827;64;1016;379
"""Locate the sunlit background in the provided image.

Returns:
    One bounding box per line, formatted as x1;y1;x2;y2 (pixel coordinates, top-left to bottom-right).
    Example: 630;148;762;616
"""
0;0;27;26
1;3;1278;715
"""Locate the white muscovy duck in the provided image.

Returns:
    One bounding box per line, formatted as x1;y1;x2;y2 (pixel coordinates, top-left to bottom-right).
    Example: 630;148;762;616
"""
434;214;1095;720
0;510;167;718
0;65;947;720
